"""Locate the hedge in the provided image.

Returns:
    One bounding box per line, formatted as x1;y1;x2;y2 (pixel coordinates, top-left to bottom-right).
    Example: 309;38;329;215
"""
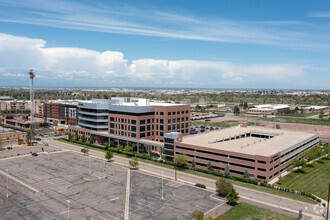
61;138;322;203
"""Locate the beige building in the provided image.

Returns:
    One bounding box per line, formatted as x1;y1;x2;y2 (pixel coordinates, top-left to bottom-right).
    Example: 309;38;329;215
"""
0;100;43;115
0;131;26;147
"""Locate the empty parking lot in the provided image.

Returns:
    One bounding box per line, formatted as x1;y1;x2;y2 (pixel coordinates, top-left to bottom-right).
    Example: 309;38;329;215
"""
0;151;223;219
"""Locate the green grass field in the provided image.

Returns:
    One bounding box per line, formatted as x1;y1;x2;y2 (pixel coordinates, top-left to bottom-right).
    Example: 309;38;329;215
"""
215;202;295;220
276;156;330;200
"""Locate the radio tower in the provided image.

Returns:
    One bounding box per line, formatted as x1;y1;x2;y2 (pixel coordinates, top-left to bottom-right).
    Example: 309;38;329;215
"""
28;69;35;129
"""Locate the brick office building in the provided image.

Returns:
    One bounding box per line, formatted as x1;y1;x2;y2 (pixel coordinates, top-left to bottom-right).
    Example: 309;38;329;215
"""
44;101;78;126
69;98;190;153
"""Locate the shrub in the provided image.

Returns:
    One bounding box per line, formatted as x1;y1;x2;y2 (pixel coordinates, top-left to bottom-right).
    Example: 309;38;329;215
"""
195;183;206;189
216;178;233;197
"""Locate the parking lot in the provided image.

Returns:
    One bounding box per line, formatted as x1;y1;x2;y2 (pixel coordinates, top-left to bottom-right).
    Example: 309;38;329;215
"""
0;146;61;159
130;172;222;220
0;151;223;219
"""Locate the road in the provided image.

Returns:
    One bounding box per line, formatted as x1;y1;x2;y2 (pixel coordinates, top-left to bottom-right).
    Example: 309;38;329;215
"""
49;140;323;219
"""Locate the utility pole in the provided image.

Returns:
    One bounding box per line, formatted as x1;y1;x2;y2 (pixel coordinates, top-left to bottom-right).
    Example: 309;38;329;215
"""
67;200;70;220
89;155;92;175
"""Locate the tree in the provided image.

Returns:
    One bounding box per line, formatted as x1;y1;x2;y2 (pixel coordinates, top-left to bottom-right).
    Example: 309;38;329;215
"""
116;144;124;151
207;161;212;170
123;145;133;152
81;133;86;143
174;154;188;169
196;104;202;110
104;142;110;151
216;178;233;197
233;106;240;116
88;135;93;144
191;209;204;220
74;131;79;141
226;187;239;205
243;169;249;179
243;102;248;110
105;150;114;162
224;164;230;176
68;131;72;140
129;157;139;169
276;124;281;129
319;111;324;119
191;159;196;168
26;129;36;146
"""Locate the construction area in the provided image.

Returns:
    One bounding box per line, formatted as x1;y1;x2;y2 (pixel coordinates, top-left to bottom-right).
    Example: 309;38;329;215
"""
0;151;223;219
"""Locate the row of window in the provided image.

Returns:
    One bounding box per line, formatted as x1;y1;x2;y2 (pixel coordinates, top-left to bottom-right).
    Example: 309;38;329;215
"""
156;110;189;116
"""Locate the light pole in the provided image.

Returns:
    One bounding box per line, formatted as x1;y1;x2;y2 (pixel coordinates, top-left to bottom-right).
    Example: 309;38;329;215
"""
66;200;70;220
161;171;164;200
103;161;106;179
6;168;8;198
89;155;91;175
48;138;50;160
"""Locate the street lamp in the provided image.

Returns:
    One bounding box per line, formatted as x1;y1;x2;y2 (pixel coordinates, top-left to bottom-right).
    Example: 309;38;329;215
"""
67;200;70;220
6;169;8;198
103;161;106;179
161;171;164;200
89;155;92;175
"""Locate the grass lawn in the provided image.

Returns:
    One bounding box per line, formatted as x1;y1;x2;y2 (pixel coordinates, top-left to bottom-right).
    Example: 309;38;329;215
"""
215;202;295;220
284;118;330;126
276;156;330;200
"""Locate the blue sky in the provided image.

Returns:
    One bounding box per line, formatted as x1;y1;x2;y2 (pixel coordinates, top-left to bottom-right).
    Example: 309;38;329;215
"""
0;0;329;89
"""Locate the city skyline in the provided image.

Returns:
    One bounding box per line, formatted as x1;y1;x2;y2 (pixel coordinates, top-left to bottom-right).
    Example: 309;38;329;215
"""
0;0;330;89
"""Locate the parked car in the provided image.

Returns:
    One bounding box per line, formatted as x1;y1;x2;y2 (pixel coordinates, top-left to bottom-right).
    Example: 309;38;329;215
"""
205;119;211;122
36;138;41;141
31;153;38;156
7;147;13;150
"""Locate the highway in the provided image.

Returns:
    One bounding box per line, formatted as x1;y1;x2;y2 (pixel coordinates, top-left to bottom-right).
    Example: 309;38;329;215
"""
49;139;323;219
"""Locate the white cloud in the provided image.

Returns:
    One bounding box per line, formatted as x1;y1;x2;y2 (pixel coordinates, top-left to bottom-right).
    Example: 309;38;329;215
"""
0;32;306;88
309;11;330;18
0;0;329;50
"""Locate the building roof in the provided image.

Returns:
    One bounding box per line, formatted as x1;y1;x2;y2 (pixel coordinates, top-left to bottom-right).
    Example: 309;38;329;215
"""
249;104;289;111
180;126;317;157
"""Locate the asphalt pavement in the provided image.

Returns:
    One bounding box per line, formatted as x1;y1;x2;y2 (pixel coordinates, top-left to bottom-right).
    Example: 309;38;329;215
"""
49;140;323;219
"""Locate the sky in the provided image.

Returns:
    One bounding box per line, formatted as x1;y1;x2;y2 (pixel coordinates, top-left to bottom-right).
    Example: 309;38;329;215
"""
0;0;330;89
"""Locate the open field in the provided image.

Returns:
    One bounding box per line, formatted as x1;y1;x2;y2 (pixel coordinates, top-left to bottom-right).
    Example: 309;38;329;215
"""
0;151;222;219
276;155;330;200
215;202;295;220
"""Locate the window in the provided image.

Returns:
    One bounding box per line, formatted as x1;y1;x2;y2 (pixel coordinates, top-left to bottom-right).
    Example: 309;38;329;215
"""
147;119;150;124
258;160;266;164
132;120;136;125
181;111;184;114
140;120;145;124
156;112;159;115
173;111;176;115
160;119;164;124
160;112;164;115
168;119;171;124
168;112;171;115
186;110;189;113
177;111;180;114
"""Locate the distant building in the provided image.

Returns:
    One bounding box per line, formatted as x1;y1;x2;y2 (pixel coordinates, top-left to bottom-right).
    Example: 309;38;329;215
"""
301;106;328;113
44;100;79;126
0;96;14;101
248;104;290;115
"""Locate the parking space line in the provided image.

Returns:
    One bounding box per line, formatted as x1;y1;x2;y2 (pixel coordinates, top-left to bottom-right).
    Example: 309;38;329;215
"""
124;169;130;220
0;170;39;193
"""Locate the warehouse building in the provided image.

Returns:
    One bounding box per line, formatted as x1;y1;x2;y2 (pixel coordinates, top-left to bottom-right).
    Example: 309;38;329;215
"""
164;126;319;182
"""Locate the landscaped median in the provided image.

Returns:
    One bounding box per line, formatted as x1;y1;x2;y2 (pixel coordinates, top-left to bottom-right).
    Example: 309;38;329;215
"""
59;138;319;204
